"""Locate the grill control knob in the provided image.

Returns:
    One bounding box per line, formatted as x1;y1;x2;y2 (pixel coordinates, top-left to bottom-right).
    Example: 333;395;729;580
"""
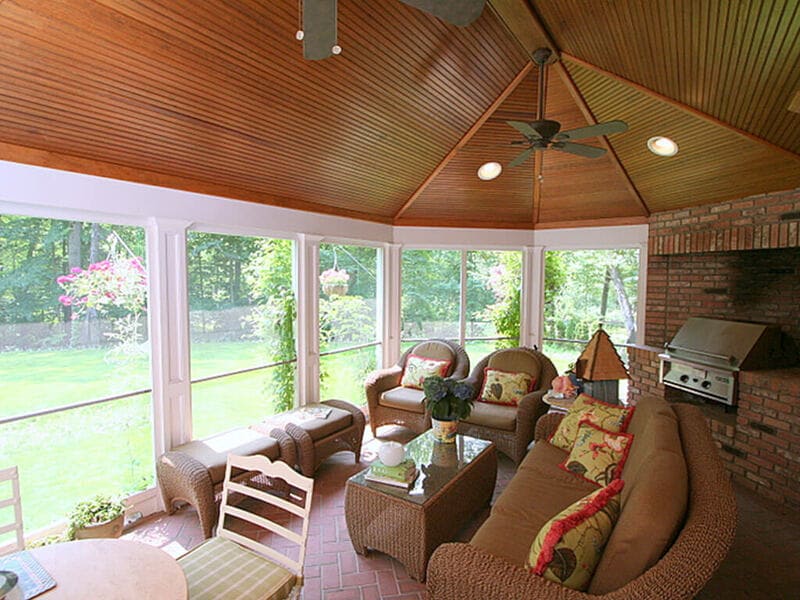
679;375;690;383
701;381;712;389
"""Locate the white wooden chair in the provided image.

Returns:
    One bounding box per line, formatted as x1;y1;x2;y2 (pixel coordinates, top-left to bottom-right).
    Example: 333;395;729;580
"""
0;466;24;555
178;454;314;600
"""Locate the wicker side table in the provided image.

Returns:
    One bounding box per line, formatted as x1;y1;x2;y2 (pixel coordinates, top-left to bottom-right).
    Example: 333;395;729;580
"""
344;433;497;581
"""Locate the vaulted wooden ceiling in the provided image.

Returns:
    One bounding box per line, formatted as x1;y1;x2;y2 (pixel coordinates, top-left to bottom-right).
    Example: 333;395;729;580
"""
1;0;800;229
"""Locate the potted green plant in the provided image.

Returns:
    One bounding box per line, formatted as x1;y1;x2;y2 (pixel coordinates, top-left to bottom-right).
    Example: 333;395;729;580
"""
66;495;126;540
423;376;474;443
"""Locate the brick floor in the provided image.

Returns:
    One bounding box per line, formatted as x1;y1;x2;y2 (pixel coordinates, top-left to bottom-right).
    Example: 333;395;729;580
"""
127;426;800;599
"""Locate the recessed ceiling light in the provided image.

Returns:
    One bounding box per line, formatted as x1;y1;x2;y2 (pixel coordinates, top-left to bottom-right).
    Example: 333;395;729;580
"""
477;161;502;181
647;136;679;157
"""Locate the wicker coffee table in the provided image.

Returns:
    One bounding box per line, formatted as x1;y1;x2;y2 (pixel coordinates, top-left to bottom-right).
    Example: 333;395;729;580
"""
344;432;497;581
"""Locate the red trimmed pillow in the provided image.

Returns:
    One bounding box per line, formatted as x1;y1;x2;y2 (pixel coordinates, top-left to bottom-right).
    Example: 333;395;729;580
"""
526;479;624;591
549;394;635;452
560;420;634;486
478;368;535;406
400;354;451;390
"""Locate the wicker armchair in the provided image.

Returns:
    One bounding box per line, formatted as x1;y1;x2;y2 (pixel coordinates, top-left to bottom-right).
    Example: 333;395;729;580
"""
457;347;557;464
365;339;469;436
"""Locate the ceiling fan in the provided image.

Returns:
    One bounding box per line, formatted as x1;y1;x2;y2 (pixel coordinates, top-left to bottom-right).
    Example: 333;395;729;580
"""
506;48;628;168
299;0;486;60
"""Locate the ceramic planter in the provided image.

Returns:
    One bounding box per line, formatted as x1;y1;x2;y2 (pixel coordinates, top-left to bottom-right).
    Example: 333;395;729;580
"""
73;513;124;540
431;417;458;443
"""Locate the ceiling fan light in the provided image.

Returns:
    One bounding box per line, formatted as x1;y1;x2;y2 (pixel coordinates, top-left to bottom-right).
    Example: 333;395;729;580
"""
477;161;502;181
647;136;679;157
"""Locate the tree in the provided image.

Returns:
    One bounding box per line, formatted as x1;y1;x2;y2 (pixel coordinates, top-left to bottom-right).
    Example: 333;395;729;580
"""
543;249;638;345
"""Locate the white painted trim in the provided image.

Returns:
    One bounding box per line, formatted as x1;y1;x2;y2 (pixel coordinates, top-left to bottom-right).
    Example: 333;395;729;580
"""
394;226;533;248
522;247;545;349
381;244;402;367
296;234;321;406
636;241;649;345
147;218;192;458
532;225;648;249
1;161;646;250
0;160;392;243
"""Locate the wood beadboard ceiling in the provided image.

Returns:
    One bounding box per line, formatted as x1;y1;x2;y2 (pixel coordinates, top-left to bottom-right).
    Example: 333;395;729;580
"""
1;0;800;229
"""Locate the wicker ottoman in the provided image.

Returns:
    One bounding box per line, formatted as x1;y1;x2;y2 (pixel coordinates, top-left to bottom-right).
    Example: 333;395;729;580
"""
156;427;295;539
281;400;366;477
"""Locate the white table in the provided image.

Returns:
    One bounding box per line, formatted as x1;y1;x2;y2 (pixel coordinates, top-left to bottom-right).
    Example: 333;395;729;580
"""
29;538;187;599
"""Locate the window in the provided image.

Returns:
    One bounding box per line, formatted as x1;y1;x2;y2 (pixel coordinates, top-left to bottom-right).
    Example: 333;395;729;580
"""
542;248;639;375
401;249;522;364
400;249;460;350
0;215;152;533
318;243;380;404
465;250;522;364
187;233;295;439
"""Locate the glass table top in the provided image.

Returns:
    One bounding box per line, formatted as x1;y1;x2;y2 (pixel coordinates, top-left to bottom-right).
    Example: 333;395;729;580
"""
348;431;493;505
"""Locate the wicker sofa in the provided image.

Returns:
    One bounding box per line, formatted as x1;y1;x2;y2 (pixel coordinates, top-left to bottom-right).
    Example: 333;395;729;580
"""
365;339;469;435
427;396;737;599
458;347;557;464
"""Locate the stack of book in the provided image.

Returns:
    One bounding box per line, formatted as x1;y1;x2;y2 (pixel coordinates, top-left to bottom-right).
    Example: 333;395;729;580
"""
365;458;418;489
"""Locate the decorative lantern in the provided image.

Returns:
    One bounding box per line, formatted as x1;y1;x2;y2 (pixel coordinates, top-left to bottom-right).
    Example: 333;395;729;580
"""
574;327;629;405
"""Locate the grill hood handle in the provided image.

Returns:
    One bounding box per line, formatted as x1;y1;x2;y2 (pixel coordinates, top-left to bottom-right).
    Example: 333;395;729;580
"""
664;343;736;365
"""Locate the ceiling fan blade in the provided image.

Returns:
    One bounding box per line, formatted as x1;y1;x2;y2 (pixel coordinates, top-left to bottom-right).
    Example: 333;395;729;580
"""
507;120;542;140
552;142;607;159
303;0;337;60
509;147;535;168
554;120;628;141
398;0;485;27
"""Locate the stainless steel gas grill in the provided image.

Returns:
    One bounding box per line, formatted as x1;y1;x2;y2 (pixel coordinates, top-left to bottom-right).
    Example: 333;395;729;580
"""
659;317;793;407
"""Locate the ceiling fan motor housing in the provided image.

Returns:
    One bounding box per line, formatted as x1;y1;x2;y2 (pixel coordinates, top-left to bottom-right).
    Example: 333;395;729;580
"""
531;119;561;141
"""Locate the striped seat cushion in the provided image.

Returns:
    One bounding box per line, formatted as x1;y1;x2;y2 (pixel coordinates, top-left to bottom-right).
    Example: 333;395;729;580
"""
178;536;297;600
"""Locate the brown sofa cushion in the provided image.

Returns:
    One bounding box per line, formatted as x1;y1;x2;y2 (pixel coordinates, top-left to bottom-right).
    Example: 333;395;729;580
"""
175;429;280;484
287;405;353;441
379;386;426;413
471;441;596;567
487;349;542;387
408;340;456;375
471;512;543;568
588;397;688;594
462;401;517;431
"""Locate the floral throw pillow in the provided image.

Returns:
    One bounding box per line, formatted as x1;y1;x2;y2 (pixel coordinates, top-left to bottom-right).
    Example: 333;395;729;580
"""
400;354;451;390
526;479;624;591
561;420;634;486
478;368;535;406
549;394;635;452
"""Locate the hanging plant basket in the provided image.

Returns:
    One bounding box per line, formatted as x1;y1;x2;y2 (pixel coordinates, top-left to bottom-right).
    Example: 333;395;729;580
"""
322;282;348;296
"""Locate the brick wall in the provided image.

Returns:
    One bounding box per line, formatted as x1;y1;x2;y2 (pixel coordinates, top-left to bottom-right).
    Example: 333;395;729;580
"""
648;187;800;256
645;249;800;347
629;186;800;508
644;186;800;348
735;370;800;507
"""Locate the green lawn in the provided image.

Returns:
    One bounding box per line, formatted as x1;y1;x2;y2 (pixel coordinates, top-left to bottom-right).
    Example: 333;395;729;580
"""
0;339;589;535
0;341;383;533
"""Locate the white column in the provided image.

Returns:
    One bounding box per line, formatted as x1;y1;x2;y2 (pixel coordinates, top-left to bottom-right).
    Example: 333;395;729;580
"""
636;241;648;345
295;234;321;406
146;218;192;460
521;245;545;350
381;243;402;367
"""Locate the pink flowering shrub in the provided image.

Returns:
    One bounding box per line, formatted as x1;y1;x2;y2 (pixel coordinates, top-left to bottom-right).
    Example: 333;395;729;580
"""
57;257;147;318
